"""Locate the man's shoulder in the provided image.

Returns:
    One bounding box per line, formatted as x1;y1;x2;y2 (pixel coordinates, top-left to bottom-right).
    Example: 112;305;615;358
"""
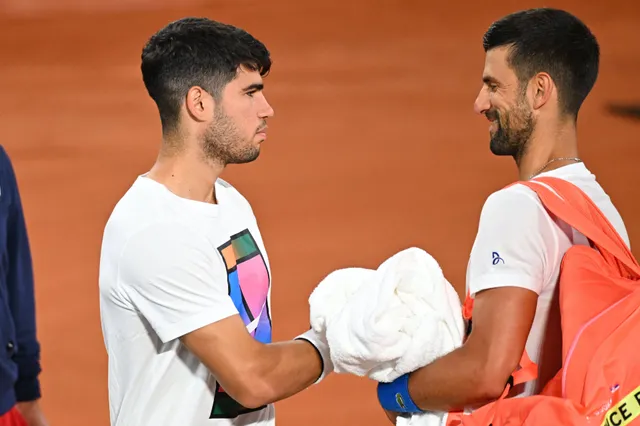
104;179;155;226
217;178;244;199
103;179;186;247
216;178;255;213
217;177;234;189
481;182;544;214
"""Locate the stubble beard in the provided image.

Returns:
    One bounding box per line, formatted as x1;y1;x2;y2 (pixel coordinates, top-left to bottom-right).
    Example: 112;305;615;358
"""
201;105;260;167
488;95;536;164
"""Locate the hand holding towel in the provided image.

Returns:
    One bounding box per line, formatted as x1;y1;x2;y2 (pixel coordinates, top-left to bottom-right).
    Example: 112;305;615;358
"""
308;247;466;426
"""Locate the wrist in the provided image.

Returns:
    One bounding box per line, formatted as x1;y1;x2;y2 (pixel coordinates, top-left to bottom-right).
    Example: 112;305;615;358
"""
377;373;423;413
294;328;333;384
16;399;42;416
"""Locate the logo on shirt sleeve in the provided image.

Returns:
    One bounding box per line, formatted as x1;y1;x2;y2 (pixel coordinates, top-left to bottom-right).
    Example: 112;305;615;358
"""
492;252;505;265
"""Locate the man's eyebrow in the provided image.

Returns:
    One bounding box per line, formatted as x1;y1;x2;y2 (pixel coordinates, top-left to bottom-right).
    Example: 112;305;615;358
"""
242;83;264;92
483;75;499;85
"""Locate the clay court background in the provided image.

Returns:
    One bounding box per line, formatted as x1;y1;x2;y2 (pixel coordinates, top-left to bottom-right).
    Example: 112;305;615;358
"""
0;0;638;425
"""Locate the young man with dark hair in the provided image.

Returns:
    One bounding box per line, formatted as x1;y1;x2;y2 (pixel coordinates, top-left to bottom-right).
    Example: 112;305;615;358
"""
99;17;332;426
377;8;630;422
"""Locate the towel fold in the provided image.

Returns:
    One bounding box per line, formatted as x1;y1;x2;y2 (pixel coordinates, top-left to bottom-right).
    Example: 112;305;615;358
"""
308;247;466;426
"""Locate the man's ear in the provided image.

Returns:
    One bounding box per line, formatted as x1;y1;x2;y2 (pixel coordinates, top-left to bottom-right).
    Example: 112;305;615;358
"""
531;72;554;110
185;86;214;122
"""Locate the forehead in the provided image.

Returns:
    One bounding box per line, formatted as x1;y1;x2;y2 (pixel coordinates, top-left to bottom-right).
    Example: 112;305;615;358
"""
482;45;516;82
227;65;264;88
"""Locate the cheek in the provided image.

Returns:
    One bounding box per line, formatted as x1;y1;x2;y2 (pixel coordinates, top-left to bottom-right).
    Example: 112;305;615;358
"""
226;109;253;135
492;98;514;121
242;112;257;134
489;92;506;110
488;97;507;120
220;97;253;125
239;101;258;125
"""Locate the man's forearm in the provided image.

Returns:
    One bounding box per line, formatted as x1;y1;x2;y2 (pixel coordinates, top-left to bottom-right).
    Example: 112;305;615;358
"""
180;316;330;410
407;345;505;413
251;339;323;407
404;288;537;413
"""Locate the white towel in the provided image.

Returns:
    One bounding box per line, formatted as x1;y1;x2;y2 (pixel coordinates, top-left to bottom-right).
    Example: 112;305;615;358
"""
308;247;466;426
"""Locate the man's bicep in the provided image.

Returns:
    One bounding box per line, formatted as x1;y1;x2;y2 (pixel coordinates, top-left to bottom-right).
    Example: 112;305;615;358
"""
467;287;538;384
119;225;238;343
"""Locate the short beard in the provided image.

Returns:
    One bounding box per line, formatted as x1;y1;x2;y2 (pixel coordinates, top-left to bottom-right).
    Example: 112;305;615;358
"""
488;91;536;164
201;104;260;166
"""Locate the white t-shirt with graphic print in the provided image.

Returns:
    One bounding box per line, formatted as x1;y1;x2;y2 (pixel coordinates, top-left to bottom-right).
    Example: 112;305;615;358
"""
99;175;275;426
465;162;630;397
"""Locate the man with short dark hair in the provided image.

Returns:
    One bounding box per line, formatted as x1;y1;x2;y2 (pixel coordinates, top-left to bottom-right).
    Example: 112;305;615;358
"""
377;8;630;422
99;17;332;426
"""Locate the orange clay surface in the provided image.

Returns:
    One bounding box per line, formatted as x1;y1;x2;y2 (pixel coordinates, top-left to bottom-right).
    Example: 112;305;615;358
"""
0;0;638;424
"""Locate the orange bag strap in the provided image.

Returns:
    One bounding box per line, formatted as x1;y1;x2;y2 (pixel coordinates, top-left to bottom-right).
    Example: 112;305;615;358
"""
519;177;640;277
462;290;474;337
462;290;474;322
531;177;633;259
508;348;537;386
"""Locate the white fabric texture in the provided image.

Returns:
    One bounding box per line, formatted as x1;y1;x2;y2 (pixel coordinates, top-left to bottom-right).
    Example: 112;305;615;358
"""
100;176;275;426
308;247;465;426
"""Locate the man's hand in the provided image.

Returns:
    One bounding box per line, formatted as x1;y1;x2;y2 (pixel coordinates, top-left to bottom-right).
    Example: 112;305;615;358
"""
16;400;48;426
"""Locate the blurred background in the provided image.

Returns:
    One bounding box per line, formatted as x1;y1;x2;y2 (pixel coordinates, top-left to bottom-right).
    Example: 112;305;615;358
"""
0;0;638;425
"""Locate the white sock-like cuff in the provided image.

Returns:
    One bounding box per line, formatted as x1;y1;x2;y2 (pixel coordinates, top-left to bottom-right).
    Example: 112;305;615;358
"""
295;328;333;384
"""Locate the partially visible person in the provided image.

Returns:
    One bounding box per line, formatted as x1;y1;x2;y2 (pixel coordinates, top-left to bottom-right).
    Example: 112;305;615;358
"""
377;7;630;422
0;146;47;426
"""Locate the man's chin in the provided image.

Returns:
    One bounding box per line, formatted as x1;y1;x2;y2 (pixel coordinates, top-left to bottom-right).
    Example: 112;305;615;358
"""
489;138;512;156
228;149;261;165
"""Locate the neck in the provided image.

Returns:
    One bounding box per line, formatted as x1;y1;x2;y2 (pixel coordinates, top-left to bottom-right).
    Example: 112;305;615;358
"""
517;116;580;181
146;138;224;204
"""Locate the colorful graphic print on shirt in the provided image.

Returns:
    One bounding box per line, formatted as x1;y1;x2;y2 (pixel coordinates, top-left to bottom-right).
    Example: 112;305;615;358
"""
210;229;272;419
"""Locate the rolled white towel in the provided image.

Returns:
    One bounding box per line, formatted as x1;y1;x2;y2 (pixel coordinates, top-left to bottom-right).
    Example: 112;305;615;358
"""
308;247;466;426
308;267;377;334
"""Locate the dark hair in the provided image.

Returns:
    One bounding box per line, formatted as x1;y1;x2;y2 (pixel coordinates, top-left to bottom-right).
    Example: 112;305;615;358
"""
141;17;271;133
483;8;599;118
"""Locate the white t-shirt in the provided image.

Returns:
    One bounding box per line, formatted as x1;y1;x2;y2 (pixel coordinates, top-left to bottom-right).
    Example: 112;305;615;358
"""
465;162;630;397
98;175;275;426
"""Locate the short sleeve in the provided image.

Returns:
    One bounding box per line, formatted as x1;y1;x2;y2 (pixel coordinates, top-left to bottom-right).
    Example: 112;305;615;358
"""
466;187;556;297
118;224;238;344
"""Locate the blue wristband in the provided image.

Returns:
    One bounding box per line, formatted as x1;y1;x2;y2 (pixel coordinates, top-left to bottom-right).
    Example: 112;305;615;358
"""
377;373;423;413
